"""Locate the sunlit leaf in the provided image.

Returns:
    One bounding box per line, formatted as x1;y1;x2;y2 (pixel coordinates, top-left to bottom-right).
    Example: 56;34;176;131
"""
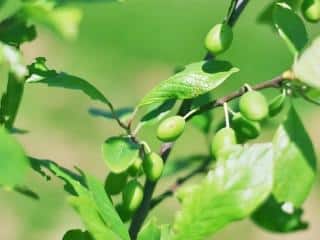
137;218;161;240
172;144;273;240
139;60;239;107
294;36;320;89
102;136;140;173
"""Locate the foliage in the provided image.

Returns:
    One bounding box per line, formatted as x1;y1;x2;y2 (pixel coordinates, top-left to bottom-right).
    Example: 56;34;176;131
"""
0;0;319;240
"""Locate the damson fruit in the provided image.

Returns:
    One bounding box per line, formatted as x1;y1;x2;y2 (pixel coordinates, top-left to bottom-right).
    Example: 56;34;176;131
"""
268;94;286;117
211;127;237;159
122;180;143;212
205;23;233;55
157;116;186;142
301;0;320;22
143;152;164;181
127;157;143;177
104;172;128;195
232;113;261;141
239;91;269;121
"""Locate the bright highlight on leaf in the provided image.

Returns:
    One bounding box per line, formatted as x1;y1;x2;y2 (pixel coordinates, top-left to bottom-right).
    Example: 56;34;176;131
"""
139;60;239;107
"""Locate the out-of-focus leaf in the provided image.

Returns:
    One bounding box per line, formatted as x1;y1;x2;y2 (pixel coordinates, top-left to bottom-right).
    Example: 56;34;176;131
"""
63;229;94;240
163;154;207;177
102;136;140;173
13;185;39;200
20;0;82;40
301;88;320;105
0;42;28;78
273;2;308;56
0;0;22;22
139;60;239;107
33;160;130;240
272;106;316;206
137;218;161;240
172;144;273;240
294;37;320;89
0;15;36;47
252;196;308;232
0;127;29;186
1;72;24;129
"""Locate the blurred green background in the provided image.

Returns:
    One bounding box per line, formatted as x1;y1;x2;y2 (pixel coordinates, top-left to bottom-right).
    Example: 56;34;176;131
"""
0;0;319;239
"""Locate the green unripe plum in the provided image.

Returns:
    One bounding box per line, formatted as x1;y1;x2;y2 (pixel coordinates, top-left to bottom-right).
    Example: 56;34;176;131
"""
115;204;133;222
122;180;143;212
232;113;261;141
301;0;320;22
205;23;233;55
268;94;286;117
127;157;143;177
239;91;269;121
143;152;164;181
157;116;186;142
211;127;237;159
104;172;128;195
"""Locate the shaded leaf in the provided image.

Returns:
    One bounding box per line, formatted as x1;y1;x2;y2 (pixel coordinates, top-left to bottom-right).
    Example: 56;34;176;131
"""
273;2;308;56
252;196;308;232
190;93;212;133
89;106;134;122
272;106;316;206
63;229;94;240
139;60;239;107
172;144;273;240
102;136;140;173
293;36;320;89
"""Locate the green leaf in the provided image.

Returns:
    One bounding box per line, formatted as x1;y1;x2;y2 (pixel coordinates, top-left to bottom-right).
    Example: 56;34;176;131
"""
293;36;320;89
1;72;25;129
172;144;273;240
26;57;114;106
102;136;140;173
63;229;94;240
258;0;303;25
272;106;316;206
0;42;28;79
138;219;161;240
252;196;308;232
0;15;36;47
273;2;308;56
20;0;82;40
139;60;239;107
0;0;22;22
89;107;134;122
0;127;29;186
302;87;320;104
34;161;130;240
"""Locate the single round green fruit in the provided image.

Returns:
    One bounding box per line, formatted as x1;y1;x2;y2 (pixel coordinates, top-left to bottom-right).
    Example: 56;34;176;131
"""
157;116;186;142
143;152;164;181
104;172;128;195
268;94;286;117
301;0;320;22
239;91;269;121
205;23;233;55
211;127;237;159
127;157;143;177
122;180;143;212
115;204;133;222
232;113;261;141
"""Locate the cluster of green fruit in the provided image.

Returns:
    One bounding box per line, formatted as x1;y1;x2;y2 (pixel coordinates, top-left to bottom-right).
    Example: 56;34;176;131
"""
211;90;286;160
103;116;187;221
205;0;320;56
